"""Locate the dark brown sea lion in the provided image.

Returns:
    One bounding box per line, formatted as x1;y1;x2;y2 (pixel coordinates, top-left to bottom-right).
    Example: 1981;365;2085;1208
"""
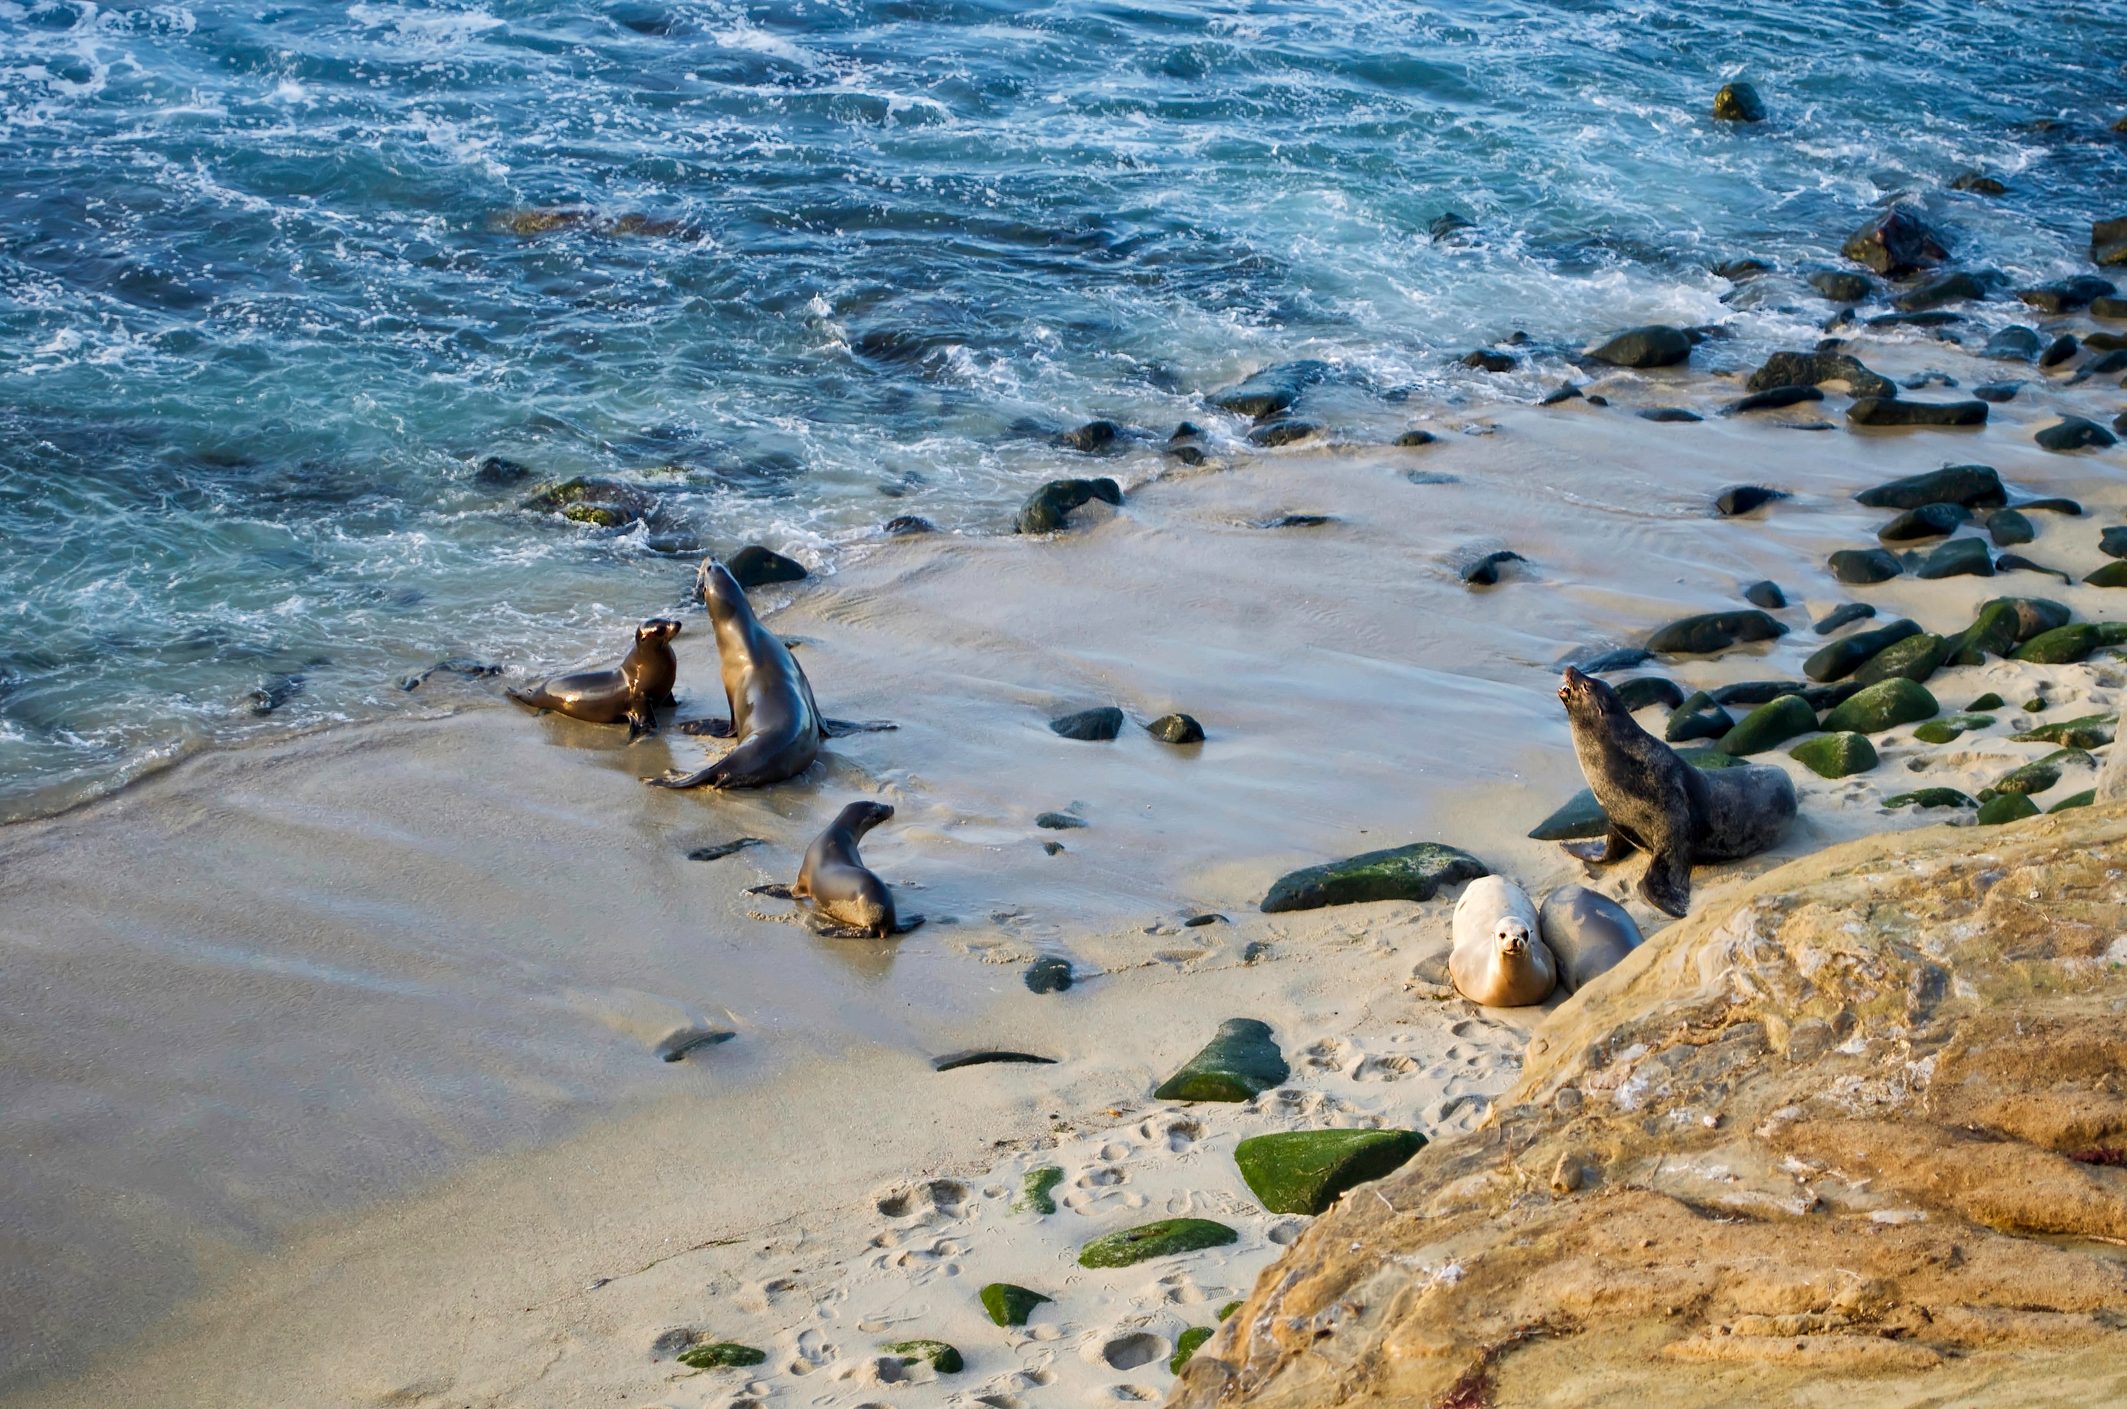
646;560;822;789
753;801;923;937
507;617;680;737
1557;666;1796;917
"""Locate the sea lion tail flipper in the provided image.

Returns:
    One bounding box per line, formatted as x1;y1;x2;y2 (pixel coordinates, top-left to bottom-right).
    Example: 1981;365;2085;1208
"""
645;766;721;789
675;717;735;738
1562;825;1635;865
821;718;898;737
1639;849;1692;919
747;883;795;899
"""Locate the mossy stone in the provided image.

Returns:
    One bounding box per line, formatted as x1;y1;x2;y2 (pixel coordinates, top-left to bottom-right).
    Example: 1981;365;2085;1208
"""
1976;793;2040;825
1171;1327;1214;1374
1803;618;1919;682
1665;691;1733;742
980;1283;1050;1327
2014;623;2127;664
562;503;625;527
1820;678;1937;734
1259;843;1487;912
882;1340;963;1374
2049;789;2098;813
1885;788;1976;809
1232;1129;1428;1215
1789;732;1877;778
1154;1019;1288;1102
1217;1301;1243;1321
1016;1166;1063;1214
1016;477;1122;533
1717;694;1818;755
1079;1218;1238;1269
2086;561;2127;588
1967;692;2006;711
2014;713;2116;749
1980;760;2061;798
1914;714;1994;744
1850;632;1947;687
678;1342;767;1370
2025;697;2049;712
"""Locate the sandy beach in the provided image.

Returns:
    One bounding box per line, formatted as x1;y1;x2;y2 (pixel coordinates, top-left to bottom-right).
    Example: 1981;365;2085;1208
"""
5;322;2127;1408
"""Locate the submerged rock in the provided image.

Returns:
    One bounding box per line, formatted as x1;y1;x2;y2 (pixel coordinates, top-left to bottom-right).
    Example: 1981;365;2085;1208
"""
1247;418;1321;447
2017;276;2114;313
1973;380;2022;403
1637;407;1702;423
1982;325;2043;361
1080;1218;1238;1269
1645;610;1786;656
1588;325;1692;368
1057;418;1127;453
1840;204;1948;276
1050;706;1125;741
1746;349;1896;399
1209;360;1332;419
1894;270;1989;311
1790;731;1877;778
1260;843;1487;913
2039;334;2078;368
522;476;653;528
1017;477;1123;534
1234;1129;1428;1216
1715;484;1788;516
1846;397;1987;427
1461;549;1526;586
1806;269;1873;303
1812;603;1875;634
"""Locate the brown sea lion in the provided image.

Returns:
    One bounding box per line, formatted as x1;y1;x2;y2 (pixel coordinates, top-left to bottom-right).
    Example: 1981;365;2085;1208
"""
1449;875;1556;1006
754;801;923;938
507;617;680;737
647;560;823;790
1557;666;1797;917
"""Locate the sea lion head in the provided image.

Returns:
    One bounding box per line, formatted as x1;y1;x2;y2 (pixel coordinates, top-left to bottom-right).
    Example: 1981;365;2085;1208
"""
696;559;747;619
636;617;682;645
1493;913;1534;961
1558;666;1623;724
837;799;895;836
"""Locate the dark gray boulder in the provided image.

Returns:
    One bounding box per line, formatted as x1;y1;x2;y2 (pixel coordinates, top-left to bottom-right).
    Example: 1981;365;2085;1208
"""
1746;350;1895;399
1588;325;1692;368
1712;81;1766;121
2035;417;2118;452
1841;205;1948;276
1050;706;1125;741
1209;361;1332;419
1017;477;1123;534
1847;398;1987;427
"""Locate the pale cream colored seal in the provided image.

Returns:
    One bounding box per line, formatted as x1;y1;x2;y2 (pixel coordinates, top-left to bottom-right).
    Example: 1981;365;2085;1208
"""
1449;875;1556;1007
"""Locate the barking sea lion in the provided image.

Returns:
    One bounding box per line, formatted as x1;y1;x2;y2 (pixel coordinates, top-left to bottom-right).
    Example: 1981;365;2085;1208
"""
1557;667;1796;917
647;560;823;790
1449;875;1556;1007
507;617;680;737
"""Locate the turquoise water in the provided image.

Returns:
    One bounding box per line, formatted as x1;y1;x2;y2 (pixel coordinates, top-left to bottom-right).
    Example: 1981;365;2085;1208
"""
2;0;2122;815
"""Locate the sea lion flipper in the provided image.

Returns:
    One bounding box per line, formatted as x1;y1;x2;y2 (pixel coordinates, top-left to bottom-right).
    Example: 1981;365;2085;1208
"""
645;766;718;789
1639;848;1692;919
892;913;926;935
1563;825;1634;864
747;883;795;899
625;706;658;741
676;717;735;738
821;717;898;737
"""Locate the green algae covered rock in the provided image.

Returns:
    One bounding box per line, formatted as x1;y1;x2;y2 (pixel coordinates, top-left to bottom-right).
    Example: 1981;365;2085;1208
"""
980;1283;1050;1327
1017;476;1122;534
678;1342;768;1370
1851;632;1948;687
2015;713;2117;750
1789;731;1878;778
1218;1300;1243;1320
1171;1327;1214;1373
1155;1019;1288;1102
1885;788;1977;810
1718;694;1818;755
2050;789;2098;813
1804;618;1918;682
2014;623;2127;664
1966;692;2007;711
882;1340;963;1374
2087;561;2127;588
1821;678;1938;734
1645;609;1786;656
1079;1218;1238;1269
1233;1129;1427;1215
1665;690;1733;742
1914;713;1994;744
1976;793;2040;825
1015;1166;1063;1215
1980;760;2061;799
1260;843;1487;912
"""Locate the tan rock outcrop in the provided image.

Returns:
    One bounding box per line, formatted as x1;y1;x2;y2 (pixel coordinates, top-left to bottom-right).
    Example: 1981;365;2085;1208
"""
1174;808;2127;1409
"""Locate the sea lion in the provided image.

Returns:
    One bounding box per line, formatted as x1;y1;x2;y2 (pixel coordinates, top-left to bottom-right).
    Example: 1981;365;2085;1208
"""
756;801;922;938
1557;666;1797;918
647;561;822;789
1449;875;1556;1007
1537;884;1644;993
508;617;680;737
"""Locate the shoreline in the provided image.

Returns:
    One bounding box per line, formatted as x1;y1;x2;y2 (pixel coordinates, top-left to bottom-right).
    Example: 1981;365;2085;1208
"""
6;324;2126;1406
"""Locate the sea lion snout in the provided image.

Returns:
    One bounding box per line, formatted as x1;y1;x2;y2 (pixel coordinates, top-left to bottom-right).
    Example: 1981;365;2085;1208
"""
1495;918;1531;954
695;559;744;611
638;617;683;642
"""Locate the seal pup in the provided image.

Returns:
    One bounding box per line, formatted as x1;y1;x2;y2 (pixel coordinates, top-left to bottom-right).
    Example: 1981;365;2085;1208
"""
1449;875;1556;1007
754;801;923;938
647;560;822;789
508;617;680;737
1557;666;1796;918
1538;884;1644;993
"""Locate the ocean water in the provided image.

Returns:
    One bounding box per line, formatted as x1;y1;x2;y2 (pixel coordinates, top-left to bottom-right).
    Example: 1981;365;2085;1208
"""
2;0;2122;817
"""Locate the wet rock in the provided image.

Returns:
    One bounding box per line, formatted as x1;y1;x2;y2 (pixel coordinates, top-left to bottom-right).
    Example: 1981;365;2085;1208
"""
1260;843;1487;913
1462;550;1525;586
2014;714;2116;750
1645;610;1786;656
1847;397;1987;428
1894;271;1989;311
1741;580;1786;609
1983;325;2044;361
1588;325;1692;368
2094;215;2127;266
1665;691;1734;743
1570;646;1655;673
2038;334;2078;368
1024;955;1073;994
1460;349;1518;372
1147;713;1206;744
522;476;653;528
1615;677;1686;712
2085;562;2127;588
883;514;935;536
726;545;807;588
1050;706;1125;741
1715;484;1788;516
1746;349;1896;399
1806;269;1873;303
1841;205;1948;276
1913;713;1994;744
1850;632;1948;687
2017;276;2114;313
1828;548;1903;584
1057;419;1127;453
1209;360;1332;419
981;1283;1051;1327
1638;407;1702;423
1820;678;1938;733
1790;731;1877;779
1885;787;1976;808
1035;812;1086;830
1712;258;1772;280
1803;618;1919;682
400;657;503;691
881;1339;963;1374
1914;537;1994;579
473;455;535;486
1878;503;1970;541
2069;348;2127;383
1974;793;2039;825
1395;429;1438;447
2013;623;2127;664
1986;509;2035;546
1017;477;1123;534
1247;418;1321;448
1540;383;1584;406
1428;211;1474;242
1234;1130;1428;1216
1154;1017;1289;1103
2104;527;2127;559
1079;1218;1238;1269
2035;417;2117;452
1949;170;2007;196
1711;81;1766;121
1973;380;2022;402
1812;603;1875;634
1726;386;1823;415
2096;295;2127;319
1717;695;1817;756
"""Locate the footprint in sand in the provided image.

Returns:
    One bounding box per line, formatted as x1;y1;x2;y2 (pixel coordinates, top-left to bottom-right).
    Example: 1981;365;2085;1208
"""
1089;1330;1167;1370
1353;1052;1419;1082
1302;1036;1354;1070
1157;1272;1213;1305
1136;1115;1200;1151
1266;1218;1306;1245
874;1177;970;1220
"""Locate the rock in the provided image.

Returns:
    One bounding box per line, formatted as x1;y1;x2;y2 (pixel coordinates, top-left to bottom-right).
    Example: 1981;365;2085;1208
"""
1945;597;2069;664
1147;712;1206;744
2094;215;2127;266
1247;419;1321;448
1460;349;1517;372
1711;81;1766;121
2035;417;2117;452
1080;1218;1237;1269
1820;678;1937;733
1260;843;1488;913
1153;1019;1288;1102
1209;360;1333;419
1171;1327;1214;1374
2017;276;2115;313
2014;714;2116;750
1726;386;1824;416
1645;610;1786;656
1017;477;1123;534
1807;269;1874;303
1974;793;2039;825
1050;706;1125;741
2085;562;2127;588
1539;383;1584;406
981;1283;1051;1327
1252;514;1336;530
726;545;807;588
1428;212;1474;242
1035;811;1085;829
1967;692;2006;711
1058;419;1127;453
1840;204;1948;276
1877;502;1970;541
1717;695;1818;756
2039;334;2079;368
2098;294;2127;318
2049;789;2097;813
1017;1167;1063;1214
1995;553;2071;583
1983;325;2044;361
883;514;935;536
1803;618;1919;682
1950;170;2008;195
1394;429;1437;447
1828;548;1903;584
1637;407;1701;423
1461;550;1525;586
1847;397;1987;428
1894;271;1989;311
1746;349;1895;399
1913;713;1994;744
1812;603;1875;634
1024;955;1073;994
1712;258;1771;280
1664;692;1733;742
1715;485;1788;516
1850;632;1948;687
1615;678;1686;712
932;1050;1055;1071
1233;1130;1428;1216
1866;309;1963;330
882;1340;963;1374
2070;348;2127;383
1856;463;2005;510
2105;526;2127;559
1973;380;2021;402
678;1342;767;1370
1986;508;2035;546
473;455;535;486
1885;787;1977;808
522;476;653;528
1740;580;1785;610
2013;623;2127;665
1588;326;1692;369
2020;497;2083;516
1789;731;1877;778
1915;538;1994;579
